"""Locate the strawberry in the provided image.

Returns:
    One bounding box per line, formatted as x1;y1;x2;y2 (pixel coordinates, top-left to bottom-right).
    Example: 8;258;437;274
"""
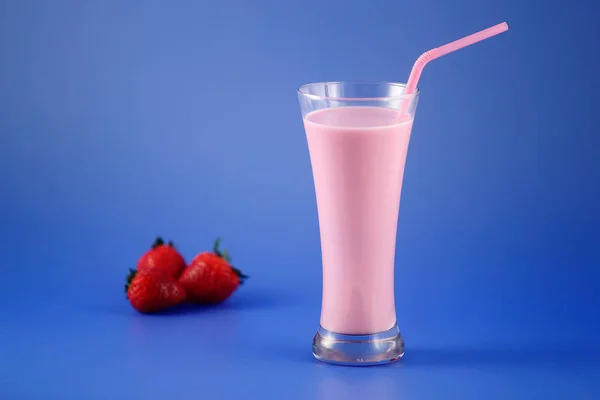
137;237;186;279
179;238;248;304
125;268;186;313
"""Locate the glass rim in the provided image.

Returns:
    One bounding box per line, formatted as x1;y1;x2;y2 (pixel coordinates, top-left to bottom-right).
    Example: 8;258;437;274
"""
297;80;420;101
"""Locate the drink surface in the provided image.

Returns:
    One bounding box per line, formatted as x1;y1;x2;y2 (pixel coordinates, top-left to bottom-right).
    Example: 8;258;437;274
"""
304;106;414;334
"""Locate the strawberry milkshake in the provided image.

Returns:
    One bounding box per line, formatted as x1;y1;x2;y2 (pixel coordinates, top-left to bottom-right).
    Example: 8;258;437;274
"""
298;81;419;365
304;106;413;335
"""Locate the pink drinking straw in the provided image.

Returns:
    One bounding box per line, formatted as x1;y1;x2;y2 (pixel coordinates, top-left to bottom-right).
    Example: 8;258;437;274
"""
402;22;509;105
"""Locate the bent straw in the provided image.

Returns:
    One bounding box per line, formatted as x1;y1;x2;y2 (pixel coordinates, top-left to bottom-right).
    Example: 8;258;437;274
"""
401;22;508;112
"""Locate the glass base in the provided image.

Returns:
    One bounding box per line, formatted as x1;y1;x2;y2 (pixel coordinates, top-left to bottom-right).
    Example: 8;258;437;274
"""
312;323;404;366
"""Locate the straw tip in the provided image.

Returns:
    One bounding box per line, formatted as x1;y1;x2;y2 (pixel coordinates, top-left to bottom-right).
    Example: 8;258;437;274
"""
500;21;509;31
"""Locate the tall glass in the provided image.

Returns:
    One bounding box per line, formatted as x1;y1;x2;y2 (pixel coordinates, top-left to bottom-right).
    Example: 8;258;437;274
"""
297;81;419;365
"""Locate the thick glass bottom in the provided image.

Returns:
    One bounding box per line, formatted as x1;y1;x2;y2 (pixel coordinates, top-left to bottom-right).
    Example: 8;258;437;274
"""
312;323;404;366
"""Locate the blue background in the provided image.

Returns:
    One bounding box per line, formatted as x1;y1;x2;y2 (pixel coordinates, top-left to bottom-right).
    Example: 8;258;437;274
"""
1;0;599;399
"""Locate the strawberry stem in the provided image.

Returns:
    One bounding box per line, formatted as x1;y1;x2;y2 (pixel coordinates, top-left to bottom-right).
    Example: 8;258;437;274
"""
213;237;222;255
213;237;245;282
152;237;165;249
125;268;137;294
222;249;231;263
213;237;232;262
231;266;248;284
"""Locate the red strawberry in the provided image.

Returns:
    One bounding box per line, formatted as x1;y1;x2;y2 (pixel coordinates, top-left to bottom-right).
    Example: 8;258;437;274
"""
137;237;186;279
179;238;248;304
125;268;186;313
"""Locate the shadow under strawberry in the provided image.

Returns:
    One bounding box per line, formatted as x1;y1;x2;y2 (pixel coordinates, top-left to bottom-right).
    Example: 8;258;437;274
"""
146;288;297;316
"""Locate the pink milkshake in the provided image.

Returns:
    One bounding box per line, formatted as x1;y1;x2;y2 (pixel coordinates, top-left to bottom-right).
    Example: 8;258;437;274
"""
304;106;414;335
298;22;508;366
298;80;419;365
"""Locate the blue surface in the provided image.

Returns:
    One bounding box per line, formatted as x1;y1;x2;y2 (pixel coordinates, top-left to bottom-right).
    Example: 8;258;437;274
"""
1;0;599;399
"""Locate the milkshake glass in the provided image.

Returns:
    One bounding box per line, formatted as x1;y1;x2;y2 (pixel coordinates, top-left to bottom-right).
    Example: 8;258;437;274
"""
298;81;419;365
